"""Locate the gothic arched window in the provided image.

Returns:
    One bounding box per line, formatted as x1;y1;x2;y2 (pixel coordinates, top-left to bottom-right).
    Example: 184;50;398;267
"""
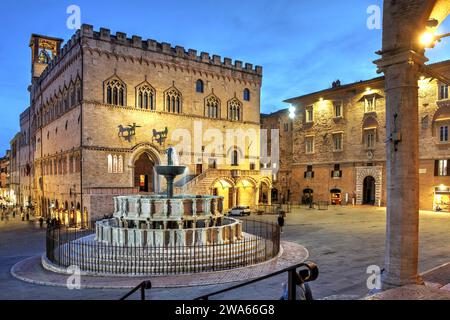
228;98;242;121
243;88;250;101
165;87;182;113
196;79;204;93
105;78;125;106
136;83;155;110
205;95;220;118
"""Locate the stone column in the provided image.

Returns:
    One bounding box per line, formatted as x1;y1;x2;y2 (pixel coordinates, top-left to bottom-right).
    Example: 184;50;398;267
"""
255;186;260;206
375;50;426;288
268;188;272;205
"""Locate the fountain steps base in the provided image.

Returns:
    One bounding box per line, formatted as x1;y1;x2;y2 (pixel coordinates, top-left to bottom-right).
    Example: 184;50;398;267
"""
49;235;272;275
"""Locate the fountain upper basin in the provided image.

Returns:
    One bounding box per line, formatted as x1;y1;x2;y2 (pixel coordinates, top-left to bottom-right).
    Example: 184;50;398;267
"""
155;165;186;177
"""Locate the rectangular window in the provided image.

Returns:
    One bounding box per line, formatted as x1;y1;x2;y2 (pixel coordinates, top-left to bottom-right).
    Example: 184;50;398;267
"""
440;126;449;142
305;106;314;123
284;123;289;132
333;133;343;152
333;101;343;118
305;136;314;154
365;129;375;149
365;96;376;113
304;165;314;179
331;164;342;178
440;84;449;100
437;160;448;176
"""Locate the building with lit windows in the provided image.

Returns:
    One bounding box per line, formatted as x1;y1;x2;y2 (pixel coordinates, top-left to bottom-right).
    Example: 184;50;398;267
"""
262;60;450;211
17;24;271;224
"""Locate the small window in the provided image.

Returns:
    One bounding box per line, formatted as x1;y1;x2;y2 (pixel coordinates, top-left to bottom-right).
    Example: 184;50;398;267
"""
436;160;448;176
333;101;343;118
305;136;314;154
196;79;204;93
333;133;343;152
440;84;449;100
243;88;250;101
231;150;239;166
440;126;449;143
304;165;314;179
365;129;376;149
284;123;289;132
305;106;314;123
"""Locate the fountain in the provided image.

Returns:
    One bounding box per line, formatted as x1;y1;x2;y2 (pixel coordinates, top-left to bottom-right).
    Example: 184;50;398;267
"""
43;147;281;276
156;146;187;198
95;147;244;248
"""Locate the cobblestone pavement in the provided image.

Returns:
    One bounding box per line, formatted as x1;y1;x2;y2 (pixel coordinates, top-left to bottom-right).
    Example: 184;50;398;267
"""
2;206;450;300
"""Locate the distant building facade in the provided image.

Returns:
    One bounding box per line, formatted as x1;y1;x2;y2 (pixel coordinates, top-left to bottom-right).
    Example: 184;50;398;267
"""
0;151;10;204
262;60;450;211
15;25;270;224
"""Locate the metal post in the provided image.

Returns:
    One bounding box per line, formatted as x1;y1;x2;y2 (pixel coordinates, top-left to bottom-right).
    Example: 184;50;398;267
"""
287;269;297;301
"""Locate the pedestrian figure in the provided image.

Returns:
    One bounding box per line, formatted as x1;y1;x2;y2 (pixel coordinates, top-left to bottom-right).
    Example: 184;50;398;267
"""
26;212;30;221
21;212;25;221
39;217;44;228
277;213;285;233
46;217;51;226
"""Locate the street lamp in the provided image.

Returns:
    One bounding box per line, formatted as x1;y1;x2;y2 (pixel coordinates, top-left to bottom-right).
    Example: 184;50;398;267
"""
420;19;450;48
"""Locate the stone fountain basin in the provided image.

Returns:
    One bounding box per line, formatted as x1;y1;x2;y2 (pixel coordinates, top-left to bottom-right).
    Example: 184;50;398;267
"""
155;165;186;176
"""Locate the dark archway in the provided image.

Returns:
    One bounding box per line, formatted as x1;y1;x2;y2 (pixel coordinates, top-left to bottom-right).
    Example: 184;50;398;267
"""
363;176;376;205
302;188;313;205
134;153;155;193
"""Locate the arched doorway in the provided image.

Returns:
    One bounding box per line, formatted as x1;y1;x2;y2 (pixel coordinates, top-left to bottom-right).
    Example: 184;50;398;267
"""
330;188;342;205
134;153;155;192
302;188;313;205
363;176;376;205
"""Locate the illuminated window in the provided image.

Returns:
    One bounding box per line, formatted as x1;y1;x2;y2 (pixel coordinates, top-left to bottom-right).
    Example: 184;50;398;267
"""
333;101;343;118
107;154;113;173
305;136;314;154
305;106;314;123
437;160;448;176
440;84;449;100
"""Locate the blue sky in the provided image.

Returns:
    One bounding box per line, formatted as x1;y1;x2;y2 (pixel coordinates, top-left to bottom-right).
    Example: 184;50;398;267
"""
0;0;449;153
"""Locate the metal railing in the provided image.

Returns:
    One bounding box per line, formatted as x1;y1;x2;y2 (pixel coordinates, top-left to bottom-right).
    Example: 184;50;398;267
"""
255;204;292;215
45;219;280;275
118;261;319;300
193;261;319;300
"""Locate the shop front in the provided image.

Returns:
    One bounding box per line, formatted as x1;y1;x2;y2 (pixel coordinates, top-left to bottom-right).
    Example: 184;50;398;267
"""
434;185;450;212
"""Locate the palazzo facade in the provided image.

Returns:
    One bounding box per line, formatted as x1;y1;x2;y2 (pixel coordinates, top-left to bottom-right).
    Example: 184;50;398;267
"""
13;25;271;224
262;60;450;211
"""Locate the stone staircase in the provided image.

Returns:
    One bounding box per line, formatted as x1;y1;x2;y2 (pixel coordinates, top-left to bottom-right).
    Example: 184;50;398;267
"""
173;169;230;195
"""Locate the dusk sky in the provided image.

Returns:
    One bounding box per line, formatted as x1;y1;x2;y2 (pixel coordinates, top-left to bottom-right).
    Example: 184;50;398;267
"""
0;0;449;152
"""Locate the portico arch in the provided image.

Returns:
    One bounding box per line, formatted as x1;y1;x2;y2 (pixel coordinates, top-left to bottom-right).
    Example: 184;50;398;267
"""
235;177;257;207
211;177;235;210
